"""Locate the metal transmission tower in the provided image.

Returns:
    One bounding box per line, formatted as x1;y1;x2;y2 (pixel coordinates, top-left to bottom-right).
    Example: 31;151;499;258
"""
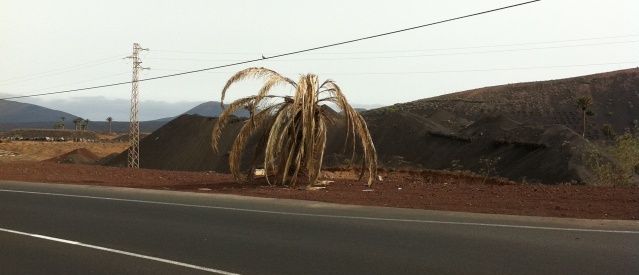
125;43;149;168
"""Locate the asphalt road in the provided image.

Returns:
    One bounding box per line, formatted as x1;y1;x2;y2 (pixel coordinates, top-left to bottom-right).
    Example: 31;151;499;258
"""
1;181;638;275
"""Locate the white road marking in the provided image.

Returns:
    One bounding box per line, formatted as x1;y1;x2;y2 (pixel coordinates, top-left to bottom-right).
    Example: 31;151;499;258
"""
1;188;638;234
0;227;239;275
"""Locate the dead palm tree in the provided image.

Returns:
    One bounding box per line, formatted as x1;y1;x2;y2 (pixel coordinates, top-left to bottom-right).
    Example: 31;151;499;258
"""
106;116;113;133
577;96;593;137
211;67;377;187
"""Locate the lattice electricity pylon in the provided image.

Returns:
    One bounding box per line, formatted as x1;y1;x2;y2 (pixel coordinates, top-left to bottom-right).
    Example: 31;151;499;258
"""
125;43;149;168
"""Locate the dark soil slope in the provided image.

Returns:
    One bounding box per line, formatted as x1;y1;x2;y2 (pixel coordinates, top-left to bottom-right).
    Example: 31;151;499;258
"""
107;113;599;184
46;148;100;164
395;68;639;138
112;133;150;142
107;115;246;172
362;110;595;184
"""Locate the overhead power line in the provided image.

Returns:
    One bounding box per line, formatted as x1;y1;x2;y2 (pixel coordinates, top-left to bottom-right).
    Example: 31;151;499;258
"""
151;33;639;56
0;55;125;86
7;72;130;93
145;40;639;63
150;61;639;75
294;34;639;55
321;61;639;75
274;40;639;62
0;0;541;101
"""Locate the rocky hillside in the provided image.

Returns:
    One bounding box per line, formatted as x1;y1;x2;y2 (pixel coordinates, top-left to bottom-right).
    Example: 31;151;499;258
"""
392;68;639;139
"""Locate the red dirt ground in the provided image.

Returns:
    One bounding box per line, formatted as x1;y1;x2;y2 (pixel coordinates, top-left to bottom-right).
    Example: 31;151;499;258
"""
1;161;637;220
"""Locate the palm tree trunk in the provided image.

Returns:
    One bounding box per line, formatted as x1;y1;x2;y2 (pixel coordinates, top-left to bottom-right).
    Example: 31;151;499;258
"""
582;110;586;137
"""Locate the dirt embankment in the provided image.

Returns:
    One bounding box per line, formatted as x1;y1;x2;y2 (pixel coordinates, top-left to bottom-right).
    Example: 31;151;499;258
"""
1;161;637;220
0;141;128;162
45;148;101;164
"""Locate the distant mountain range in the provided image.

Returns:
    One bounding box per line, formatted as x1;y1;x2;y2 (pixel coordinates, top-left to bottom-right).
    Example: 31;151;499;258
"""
0;100;78;124
0;99;381;132
151;101;250;122
5;68;637;137
0;100;246;132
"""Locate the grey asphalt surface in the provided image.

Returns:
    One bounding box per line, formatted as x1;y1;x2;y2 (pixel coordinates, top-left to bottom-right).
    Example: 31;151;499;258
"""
1;181;638;275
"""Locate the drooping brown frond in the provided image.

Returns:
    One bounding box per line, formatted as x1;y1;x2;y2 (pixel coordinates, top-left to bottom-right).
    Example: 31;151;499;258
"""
220;67;294;108
263;104;296;185
320;80;378;186
211;96;259;152
228;103;283;181
252;75;296;112
320;83;358;163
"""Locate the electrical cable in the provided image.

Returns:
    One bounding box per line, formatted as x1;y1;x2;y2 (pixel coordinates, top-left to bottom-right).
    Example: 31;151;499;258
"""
320;61;639;75
144;40;639;63
0;55;126;86
142;61;639;77
0;0;541;101
151;33;639;56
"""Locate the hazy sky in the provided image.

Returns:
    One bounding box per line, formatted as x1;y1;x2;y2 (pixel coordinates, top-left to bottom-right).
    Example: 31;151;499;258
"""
1;0;638;120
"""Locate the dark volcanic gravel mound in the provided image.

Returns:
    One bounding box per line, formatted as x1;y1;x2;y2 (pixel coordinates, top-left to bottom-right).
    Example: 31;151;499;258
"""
107;115;246;172
46;148;100;164
362;110;597;184
106;112;601;184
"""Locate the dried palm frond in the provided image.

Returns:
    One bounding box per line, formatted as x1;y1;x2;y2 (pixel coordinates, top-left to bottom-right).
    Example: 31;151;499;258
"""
211;67;378;186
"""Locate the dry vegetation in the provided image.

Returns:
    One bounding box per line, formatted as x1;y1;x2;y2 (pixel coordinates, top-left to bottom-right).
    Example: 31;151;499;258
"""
583;133;639;186
212;67;377;187
0;140;128;162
